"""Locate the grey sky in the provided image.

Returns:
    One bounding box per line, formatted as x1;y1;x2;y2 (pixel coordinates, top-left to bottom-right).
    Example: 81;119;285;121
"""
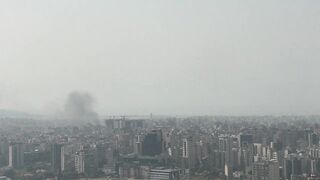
0;0;320;116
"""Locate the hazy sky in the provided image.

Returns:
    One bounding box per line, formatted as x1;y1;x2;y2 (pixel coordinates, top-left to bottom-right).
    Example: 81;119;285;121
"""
0;1;320;116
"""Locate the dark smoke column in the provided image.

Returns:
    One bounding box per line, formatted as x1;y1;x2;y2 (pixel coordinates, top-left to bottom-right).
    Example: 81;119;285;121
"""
64;91;99;124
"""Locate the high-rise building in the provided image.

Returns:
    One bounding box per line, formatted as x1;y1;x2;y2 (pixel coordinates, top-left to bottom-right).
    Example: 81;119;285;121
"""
284;158;292;180
75;148;97;177
226;137;234;168
251;159;279;180
134;135;143;155
0;140;9;167
252;161;269;180
51;144;64;174
8;143;24;169
240;147;254;175
182;138;189;158
84;151;97;177
309;133;319;147
219;135;235;169
213;150;225;170
142;130;163;156
253;143;263;157
182;136;196;169
95;143;107;168
105;118;145;130
268;160;280;180
75;151;85;174
311;159;318;174
284;155;303;180
225;164;233;180
239;134;253;148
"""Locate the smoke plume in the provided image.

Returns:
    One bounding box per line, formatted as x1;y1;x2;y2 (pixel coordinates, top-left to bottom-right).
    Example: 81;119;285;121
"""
64;91;99;123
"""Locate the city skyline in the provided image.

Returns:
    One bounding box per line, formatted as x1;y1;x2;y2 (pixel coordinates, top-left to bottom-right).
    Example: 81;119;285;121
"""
1;1;320;179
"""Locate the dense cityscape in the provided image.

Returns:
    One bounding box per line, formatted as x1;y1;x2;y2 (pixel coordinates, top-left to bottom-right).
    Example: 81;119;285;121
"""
1;115;320;179
1;1;319;180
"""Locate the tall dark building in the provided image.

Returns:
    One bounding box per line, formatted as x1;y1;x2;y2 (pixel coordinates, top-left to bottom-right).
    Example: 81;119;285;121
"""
95;143;107;168
309;133;319;147
9;143;24;169
284;156;303;180
51;144;64;174
0;140;9;167
239;134;253;148
142;130;163;156
219;135;234;168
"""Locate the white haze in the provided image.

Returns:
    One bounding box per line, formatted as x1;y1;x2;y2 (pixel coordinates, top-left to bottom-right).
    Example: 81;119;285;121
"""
0;1;320;116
